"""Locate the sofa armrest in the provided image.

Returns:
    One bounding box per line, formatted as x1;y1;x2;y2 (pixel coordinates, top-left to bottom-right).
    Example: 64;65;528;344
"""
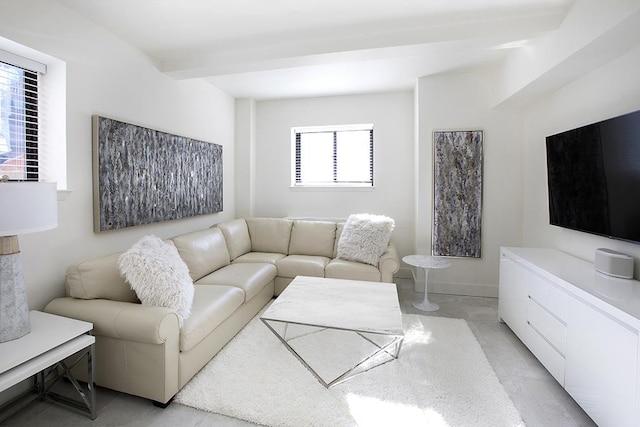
379;243;400;282
45;297;180;344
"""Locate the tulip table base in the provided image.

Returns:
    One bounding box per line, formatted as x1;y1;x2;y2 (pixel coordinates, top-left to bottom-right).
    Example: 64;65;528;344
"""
403;255;452;313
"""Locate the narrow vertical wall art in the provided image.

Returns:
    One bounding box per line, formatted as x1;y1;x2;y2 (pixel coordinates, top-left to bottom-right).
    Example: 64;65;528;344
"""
432;130;483;258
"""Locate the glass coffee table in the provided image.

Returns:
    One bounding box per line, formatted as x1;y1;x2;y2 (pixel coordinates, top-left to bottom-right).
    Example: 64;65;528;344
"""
261;276;404;387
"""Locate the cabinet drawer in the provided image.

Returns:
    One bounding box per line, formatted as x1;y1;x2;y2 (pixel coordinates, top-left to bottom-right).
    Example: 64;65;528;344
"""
528;273;568;322
525;323;565;385
527;299;566;354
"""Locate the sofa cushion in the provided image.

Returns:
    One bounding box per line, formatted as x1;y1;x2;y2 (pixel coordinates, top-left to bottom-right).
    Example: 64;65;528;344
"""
246;218;292;254
172;228;230;281
180;285;244;352
66;253;139;302
276;255;330;279
196;263;277;302
288;220;336;257
216;219;251;261
337;214;395;266
333;223;344;258
274;277;293;295
233;252;287;265
325;258;382;282
118;236;194;326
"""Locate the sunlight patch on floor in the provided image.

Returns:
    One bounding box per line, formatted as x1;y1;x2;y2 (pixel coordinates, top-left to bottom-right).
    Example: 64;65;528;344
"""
346;393;449;427
405;322;433;345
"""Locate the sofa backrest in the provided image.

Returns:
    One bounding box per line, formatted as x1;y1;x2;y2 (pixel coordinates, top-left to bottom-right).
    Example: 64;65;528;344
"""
333;222;345;258
245;218;293;254
172;228;230;281
216;219;251;261
66;252;139;302
289;220;336;258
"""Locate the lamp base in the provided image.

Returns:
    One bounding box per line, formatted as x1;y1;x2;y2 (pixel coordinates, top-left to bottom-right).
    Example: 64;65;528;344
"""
1;235;20;255
0;251;31;343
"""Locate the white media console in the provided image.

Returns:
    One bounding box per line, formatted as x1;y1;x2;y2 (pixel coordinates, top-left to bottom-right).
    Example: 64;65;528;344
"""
499;247;640;427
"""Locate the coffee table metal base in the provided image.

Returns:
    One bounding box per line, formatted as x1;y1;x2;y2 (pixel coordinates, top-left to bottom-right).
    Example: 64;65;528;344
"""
262;318;404;388
261;276;404;388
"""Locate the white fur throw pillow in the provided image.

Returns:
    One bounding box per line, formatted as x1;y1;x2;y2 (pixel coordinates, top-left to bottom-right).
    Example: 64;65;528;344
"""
118;235;194;326
337;214;395;266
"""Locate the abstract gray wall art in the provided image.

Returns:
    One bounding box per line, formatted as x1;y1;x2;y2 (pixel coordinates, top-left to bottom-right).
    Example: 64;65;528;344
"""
432;130;483;258
93;116;223;232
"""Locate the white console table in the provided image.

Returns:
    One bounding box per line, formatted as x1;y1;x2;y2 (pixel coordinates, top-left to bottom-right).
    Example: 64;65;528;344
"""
0;311;96;421
499;247;640;427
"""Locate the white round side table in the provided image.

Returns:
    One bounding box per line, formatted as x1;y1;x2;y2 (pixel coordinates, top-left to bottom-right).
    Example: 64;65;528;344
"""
403;255;452;312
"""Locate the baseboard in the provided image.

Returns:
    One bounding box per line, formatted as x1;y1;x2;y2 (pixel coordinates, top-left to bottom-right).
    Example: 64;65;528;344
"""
396;269;498;297
394;267;413;279
412;278;498;298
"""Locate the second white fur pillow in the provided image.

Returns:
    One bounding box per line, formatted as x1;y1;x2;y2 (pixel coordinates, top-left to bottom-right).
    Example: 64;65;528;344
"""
337;214;395;266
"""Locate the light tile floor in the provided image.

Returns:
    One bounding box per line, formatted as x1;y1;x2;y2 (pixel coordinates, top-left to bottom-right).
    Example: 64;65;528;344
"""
2;278;596;426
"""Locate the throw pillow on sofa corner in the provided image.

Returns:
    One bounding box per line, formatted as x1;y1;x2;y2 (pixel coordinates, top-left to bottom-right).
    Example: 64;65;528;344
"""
337;213;395;266
118;235;194;326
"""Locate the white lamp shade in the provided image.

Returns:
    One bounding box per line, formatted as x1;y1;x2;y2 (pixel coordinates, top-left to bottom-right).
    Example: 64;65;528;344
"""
0;182;58;236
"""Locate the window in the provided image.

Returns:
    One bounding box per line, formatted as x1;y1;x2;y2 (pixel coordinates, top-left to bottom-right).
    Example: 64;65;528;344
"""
292;124;373;187
0;59;41;181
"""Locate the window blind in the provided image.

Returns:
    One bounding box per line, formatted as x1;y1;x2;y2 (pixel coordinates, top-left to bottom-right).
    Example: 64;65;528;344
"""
368;127;374;185
293;124;374;187
0;59;41;181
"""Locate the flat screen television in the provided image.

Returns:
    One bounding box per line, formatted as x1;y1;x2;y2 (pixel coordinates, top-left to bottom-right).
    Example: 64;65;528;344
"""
545;109;640;244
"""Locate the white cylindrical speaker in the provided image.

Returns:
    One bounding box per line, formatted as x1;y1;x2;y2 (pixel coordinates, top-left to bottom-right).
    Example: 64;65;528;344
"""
595;248;634;279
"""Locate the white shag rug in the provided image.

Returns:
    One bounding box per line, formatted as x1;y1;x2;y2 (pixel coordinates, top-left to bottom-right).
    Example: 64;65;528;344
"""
175;312;525;427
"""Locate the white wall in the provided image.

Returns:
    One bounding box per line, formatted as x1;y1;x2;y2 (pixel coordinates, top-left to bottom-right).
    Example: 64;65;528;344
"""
521;44;640;275
235;99;256;218
494;0;640;107
0;1;235;311
416;70;524;296
253;92;415;258
251;84;524;295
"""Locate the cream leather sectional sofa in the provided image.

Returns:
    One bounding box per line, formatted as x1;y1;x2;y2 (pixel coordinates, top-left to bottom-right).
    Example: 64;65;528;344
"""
44;218;399;405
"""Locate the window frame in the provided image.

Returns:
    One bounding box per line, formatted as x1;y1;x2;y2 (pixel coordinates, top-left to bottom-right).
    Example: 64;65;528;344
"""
0;53;43;182
291;123;374;189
